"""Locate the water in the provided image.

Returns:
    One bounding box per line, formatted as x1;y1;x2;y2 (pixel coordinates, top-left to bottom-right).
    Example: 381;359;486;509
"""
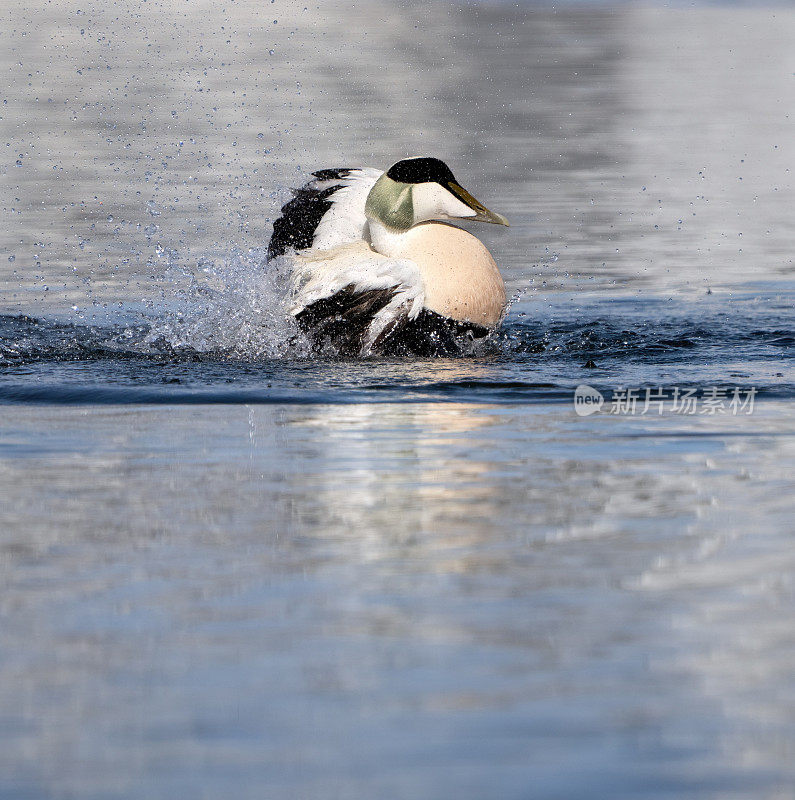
1;1;795;798
1;290;793;404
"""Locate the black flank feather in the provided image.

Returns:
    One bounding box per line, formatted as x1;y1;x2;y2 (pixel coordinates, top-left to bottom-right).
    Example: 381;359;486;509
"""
297;290;491;357
295;287;397;357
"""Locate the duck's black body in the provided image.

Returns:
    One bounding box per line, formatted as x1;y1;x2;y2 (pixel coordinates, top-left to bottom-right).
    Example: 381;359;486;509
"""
295;291;491;357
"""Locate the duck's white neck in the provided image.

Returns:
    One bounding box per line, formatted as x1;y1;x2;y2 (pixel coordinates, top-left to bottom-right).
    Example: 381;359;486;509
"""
367;219;408;258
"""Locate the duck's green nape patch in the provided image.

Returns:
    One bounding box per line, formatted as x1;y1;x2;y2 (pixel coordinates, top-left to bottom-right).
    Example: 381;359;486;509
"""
364;174;415;232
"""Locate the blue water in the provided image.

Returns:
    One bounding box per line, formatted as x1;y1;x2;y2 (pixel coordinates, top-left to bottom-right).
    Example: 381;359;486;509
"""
2;1;795;798
2;288;793;405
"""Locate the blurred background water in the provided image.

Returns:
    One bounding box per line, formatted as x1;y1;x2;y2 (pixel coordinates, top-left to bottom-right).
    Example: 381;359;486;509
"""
1;1;794;798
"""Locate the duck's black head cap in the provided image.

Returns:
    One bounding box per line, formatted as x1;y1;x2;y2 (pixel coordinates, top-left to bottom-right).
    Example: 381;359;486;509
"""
386;157;457;186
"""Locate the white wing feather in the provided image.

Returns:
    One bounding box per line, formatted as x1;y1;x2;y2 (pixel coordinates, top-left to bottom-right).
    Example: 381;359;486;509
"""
289;240;425;355
310;168;383;251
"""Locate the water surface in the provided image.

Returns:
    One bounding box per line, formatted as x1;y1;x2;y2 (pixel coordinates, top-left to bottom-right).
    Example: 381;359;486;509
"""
1;2;794;798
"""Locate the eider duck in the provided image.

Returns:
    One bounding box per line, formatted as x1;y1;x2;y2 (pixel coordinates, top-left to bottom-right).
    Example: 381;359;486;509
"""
268;157;509;356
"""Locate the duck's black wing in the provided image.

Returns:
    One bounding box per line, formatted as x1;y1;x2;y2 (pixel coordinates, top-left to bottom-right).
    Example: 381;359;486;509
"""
267;169;351;260
267;168;382;260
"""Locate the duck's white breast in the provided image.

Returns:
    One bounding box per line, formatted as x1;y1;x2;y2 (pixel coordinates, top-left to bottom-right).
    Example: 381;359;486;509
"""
391;222;506;327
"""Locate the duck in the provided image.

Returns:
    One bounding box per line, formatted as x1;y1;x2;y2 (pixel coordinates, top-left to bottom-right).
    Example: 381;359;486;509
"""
267;157;509;356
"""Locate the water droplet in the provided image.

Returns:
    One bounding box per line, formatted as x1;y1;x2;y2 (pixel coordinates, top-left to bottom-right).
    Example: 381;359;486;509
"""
7;255;15;263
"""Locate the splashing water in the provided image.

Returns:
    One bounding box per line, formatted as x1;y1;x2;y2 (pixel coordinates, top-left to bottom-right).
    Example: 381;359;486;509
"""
144;246;311;359
142;243;519;361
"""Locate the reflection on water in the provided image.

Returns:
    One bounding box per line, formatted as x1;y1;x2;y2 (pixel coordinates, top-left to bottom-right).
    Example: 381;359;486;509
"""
282;403;502;559
1;402;795;797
